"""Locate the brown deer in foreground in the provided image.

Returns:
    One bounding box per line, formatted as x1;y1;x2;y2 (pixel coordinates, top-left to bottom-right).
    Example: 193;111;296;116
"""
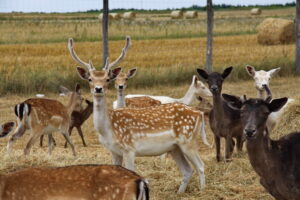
5;84;83;156
0;164;149;200
197;67;244;162
68;37;209;193
40;99;93;148
222;85;300;200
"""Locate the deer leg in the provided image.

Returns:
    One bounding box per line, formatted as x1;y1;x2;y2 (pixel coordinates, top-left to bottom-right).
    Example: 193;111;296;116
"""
64;126;74;148
39;135;44;147
179;145;205;190
214;135;221;162
112;152;123;166
76;126;87;147
236;135;244;152
62;131;77;157
7;123;26;154
225;136;234;161
230;138;235;153
123;151;135;171
47;134;55;156
24;131;42;156
169;147;193;193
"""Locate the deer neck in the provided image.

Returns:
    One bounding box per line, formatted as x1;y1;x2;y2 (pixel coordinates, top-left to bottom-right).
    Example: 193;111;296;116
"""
246;128;272;177
116;89;126;108
81;105;93;122
66;93;77;116
177;84;196;105
93;95;113;142
212;92;224;120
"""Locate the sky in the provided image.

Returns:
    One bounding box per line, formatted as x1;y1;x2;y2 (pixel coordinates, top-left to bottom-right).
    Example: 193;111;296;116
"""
0;0;296;13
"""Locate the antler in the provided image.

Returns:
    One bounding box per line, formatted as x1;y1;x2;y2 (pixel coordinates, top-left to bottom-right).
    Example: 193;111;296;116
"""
103;36;131;71
263;84;272;103
68;38;95;71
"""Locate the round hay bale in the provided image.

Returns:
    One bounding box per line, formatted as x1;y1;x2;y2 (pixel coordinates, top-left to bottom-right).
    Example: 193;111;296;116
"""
98;13;113;21
273;98;300;139
184;11;198;19
110;13;121;20
122;12;136;20
257;18;295;45
250;8;262;15
170;10;183;19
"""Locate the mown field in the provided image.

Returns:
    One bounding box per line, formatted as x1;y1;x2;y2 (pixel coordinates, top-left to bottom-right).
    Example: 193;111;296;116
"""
0;6;298;200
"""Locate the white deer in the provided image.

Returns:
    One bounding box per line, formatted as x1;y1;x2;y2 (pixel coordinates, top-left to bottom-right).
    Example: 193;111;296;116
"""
68;37;209;193
117;75;212;108
245;65;294;131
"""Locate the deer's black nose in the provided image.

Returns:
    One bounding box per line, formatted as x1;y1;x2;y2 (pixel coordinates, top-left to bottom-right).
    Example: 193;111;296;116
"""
95;87;103;93
244;129;256;137
211;85;218;92
119;85;124;90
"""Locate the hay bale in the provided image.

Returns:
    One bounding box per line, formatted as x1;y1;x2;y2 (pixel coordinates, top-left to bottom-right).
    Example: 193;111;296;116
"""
170;10;183;19
257;18;295;45
273;98;300;139
250;8;262;15
98;13;113;21
110;13;121;20
122;12;136;20
184;11;198;19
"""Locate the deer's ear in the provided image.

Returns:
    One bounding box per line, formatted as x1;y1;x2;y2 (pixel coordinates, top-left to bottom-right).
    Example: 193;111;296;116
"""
76;67;90;80
59;86;71;96
75;83;81;93
109;67;122;81
222;94;243;109
268;67;280;77
0;122;15;138
222;66;233;79
268;98;288;113
127;68;137;79
245;65;255;77
196;68;208;80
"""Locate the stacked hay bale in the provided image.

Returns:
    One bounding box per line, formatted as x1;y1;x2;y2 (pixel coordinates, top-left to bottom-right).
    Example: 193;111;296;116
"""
170;10;184;19
98;13;113;20
273;98;300;139
184;11;198;19
122;12;136;20
110;13;121;20
251;8;262;15
257;18;295;45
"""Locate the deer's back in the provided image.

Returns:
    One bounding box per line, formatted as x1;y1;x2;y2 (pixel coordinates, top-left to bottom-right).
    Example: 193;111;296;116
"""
0;165;144;200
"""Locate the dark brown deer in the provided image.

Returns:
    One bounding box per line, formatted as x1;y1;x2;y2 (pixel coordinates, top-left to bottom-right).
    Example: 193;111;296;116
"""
197;67;244;162
221;87;300;200
64;99;93;147
0;164;149;200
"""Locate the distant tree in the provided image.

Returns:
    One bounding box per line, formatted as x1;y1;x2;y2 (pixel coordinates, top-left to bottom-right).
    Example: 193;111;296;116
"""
206;0;214;72
296;0;300;74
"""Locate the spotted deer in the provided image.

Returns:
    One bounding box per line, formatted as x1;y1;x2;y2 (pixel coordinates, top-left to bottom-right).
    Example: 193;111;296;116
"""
113;68;137;109
125;96;161;108
68;37;209;193
0;165;149;200
245;65;294;131
123;75;212;108
6;84;83;156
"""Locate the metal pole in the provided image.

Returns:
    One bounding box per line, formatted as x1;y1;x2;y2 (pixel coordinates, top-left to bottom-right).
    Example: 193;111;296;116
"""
102;0;109;66
205;0;214;73
296;0;300;74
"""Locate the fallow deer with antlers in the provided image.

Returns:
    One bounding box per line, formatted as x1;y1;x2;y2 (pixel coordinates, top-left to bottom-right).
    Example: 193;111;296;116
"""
5;84;83;156
0;164;149;200
68;37;209;193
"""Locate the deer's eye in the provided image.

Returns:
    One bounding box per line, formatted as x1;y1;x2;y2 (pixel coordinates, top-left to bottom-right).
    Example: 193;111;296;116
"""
88;78;92;82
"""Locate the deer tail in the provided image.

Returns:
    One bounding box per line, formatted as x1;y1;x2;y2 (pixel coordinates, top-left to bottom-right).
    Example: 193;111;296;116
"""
14;103;31;121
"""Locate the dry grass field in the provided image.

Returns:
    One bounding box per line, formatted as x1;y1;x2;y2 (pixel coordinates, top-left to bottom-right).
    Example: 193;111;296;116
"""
0;76;298;200
0;6;299;200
